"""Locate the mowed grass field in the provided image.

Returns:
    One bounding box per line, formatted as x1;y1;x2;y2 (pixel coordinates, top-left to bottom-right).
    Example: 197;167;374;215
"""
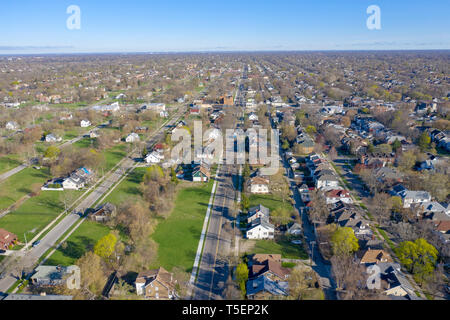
150;178;215;272
0;167;51;211
249;194;293;212
0;154;22;175
43;220;111;266
252;236;308;260
102;167;146;206
0;189;81;242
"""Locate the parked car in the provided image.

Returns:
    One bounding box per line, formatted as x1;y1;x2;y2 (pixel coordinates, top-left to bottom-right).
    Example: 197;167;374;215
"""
32;240;41;248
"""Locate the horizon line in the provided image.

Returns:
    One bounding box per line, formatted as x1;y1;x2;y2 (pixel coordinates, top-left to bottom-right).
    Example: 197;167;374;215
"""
1;48;450;56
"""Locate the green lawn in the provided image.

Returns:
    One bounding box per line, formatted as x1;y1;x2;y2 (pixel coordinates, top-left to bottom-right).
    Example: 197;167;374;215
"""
0;154;22;175
249;194;293;213
102;167;146;206
0;167;51;211
0;189;81;242
252;235;308;260
43;220;111;266
103;144;127;172
150;179;215;272
72;137;96;149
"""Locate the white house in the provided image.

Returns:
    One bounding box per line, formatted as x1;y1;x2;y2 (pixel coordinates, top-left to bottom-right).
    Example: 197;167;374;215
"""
80;120;91;128
126;132;140;143
325;189;353;204
45;134;62;143
5;121;19;130
246;218;275;240
62;177;84;190
145;151;164;164
248;113;259;121
399;190;432;208
247;205;270;223
248;177;270;194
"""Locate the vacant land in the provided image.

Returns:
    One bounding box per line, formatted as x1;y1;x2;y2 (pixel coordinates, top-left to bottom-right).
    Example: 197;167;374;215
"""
150;179;215;272
103;167;146;206
251;235;308;260
0;154;22;175
0;189;81;242
43;220;111;266
249;194;293;212
0;167;51;211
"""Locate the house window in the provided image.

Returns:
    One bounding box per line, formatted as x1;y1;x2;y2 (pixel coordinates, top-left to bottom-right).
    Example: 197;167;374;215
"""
155;286;158;291
155;293;159;299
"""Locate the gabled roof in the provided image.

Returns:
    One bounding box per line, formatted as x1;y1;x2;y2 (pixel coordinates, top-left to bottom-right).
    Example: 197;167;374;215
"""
246;275;288;297
136;267;175;291
248;204;270;218
360;249;393;264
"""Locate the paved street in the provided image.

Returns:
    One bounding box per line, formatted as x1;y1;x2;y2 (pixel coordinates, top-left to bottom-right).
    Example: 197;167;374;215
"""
192;164;236;300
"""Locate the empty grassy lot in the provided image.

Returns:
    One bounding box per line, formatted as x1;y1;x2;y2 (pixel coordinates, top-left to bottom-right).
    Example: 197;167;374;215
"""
102;167;146;206
43;220;110;266
150;178;215;272
0;154;22;175
251;235;309;260
249;194;293;213
0;189;81;242
0;167;51;212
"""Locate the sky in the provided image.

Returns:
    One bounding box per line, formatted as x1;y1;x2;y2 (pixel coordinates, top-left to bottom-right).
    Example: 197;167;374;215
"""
1;0;449;54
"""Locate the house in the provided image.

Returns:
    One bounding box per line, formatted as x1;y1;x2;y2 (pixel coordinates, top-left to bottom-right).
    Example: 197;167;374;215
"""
143;103;166;112
246;275;288;299
315;171;339;190
90;203;116;222
296;137;315;155
325;189;352;204
192;164;210;182
398;190;431;208
248;255;290;281
248;176;270;194
287;222;302;235
31;265;79;287
145;151;164;164
248;112;259;121
90;130;100;138
135;267;177;300
125;132;140;143
247;205;270;223
246;217;275;240
0;228;18;250
5;121;19;130
45;134;62;143
359;248;393;265
376;263;416;298
62;167;93;190
373;167;403;187
80;120;91;128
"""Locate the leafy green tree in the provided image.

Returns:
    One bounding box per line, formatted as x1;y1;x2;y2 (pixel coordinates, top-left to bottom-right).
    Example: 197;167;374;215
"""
170;167;179;184
144;165;164;182
396;238;438;284
235;262;249;297
44;146;61;159
391;196;403;213
282;139;290;150
94;233;118;260
392;139;402;152
305;125;317;135
241;194;250;211
330;227;359;257
418;132;431;152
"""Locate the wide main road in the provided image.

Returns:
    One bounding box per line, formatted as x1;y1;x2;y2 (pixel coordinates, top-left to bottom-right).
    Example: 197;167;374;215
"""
0;109;186;294
192;163;236;300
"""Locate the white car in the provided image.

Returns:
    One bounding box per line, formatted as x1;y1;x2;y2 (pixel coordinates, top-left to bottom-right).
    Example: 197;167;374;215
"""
291;240;302;245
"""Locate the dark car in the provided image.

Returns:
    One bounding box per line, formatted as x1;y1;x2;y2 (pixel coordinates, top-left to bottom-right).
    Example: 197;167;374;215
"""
32;240;41;248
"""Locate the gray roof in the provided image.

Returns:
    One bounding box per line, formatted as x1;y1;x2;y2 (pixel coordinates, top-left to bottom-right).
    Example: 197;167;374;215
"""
248;204;270;218
249;217;274;231
246;275;288;297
